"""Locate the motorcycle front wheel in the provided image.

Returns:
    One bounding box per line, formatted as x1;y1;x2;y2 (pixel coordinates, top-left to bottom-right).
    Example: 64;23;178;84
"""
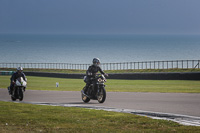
11;88;16;101
11;96;16;101
81;87;90;103
97;87;106;103
19;87;24;101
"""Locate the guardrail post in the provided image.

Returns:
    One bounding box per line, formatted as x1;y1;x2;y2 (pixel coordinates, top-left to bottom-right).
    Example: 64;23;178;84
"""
177;60;178;69
149;62;151;69
182;60;184;69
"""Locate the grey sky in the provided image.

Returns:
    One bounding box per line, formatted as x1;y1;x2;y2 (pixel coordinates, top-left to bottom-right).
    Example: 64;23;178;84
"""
0;0;200;34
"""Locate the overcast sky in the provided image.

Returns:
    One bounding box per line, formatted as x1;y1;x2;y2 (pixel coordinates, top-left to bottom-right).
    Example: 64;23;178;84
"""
0;0;200;34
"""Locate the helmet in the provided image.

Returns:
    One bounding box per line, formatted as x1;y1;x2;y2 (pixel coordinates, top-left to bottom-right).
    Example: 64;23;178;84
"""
93;58;100;66
17;67;23;71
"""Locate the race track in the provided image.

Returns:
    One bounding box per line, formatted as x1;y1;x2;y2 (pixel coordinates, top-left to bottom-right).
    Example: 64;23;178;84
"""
1;88;200;126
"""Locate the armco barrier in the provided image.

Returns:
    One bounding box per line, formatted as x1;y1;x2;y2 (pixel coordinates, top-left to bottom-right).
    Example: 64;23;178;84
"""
108;73;200;80
0;71;14;75
24;72;200;80
25;72;85;79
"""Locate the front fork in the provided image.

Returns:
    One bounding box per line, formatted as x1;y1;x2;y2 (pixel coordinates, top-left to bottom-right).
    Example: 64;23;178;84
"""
94;84;102;96
11;87;16;97
12;87;23;98
97;85;105;95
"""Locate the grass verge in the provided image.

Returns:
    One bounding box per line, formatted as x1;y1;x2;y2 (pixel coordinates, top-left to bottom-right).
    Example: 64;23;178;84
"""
1;101;200;132
1;76;200;93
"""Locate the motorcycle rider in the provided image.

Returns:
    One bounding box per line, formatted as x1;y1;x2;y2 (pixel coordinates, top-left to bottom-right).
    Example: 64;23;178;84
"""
84;58;108;95
8;67;27;95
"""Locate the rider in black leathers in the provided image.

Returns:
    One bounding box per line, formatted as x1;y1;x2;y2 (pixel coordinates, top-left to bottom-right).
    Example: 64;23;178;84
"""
84;58;108;95
8;67;27;95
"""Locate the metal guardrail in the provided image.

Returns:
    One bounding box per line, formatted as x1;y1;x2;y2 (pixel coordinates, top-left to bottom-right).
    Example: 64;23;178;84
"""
0;60;199;70
101;60;200;70
0;63;91;70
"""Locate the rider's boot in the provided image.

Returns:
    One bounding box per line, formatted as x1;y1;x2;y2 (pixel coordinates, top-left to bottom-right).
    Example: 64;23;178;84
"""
8;86;13;95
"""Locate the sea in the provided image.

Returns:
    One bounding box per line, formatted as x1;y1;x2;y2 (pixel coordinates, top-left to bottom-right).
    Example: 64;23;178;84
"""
0;33;200;64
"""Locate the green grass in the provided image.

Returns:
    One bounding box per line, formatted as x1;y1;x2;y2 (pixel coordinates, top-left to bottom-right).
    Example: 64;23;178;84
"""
1;101;200;132
108;80;200;93
1;68;200;73
1;76;200;93
0;76;84;91
1;75;200;132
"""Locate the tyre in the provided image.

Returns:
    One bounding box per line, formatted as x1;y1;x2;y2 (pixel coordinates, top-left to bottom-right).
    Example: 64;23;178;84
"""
11;89;16;101
19;88;24;101
97;87;106;103
11;96;16;101
81;87;90;103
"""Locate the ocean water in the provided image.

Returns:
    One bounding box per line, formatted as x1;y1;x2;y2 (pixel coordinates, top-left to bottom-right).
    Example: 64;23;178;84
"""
0;34;200;64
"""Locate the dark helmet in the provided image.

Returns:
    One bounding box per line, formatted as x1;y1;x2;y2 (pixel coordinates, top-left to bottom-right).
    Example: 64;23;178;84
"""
93;58;100;66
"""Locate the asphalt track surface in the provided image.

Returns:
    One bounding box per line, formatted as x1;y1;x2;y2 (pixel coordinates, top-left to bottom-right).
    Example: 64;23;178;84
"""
0;88;200;126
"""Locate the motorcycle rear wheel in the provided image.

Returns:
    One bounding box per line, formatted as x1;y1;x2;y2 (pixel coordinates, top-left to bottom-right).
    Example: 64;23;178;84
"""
97;87;106;103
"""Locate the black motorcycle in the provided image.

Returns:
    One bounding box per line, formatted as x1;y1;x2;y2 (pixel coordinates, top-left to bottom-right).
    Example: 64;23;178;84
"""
10;77;27;101
81;74;107;103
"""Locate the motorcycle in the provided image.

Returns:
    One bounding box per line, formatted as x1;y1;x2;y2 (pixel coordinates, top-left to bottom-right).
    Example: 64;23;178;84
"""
11;77;27;101
81;74;107;103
